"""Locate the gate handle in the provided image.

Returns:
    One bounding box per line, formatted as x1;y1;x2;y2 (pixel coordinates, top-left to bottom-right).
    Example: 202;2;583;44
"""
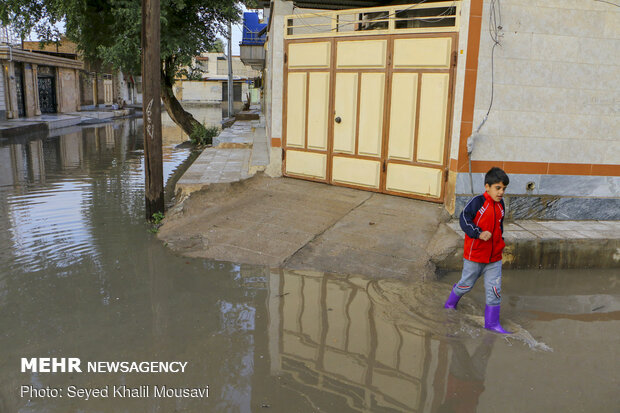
335;116;342;124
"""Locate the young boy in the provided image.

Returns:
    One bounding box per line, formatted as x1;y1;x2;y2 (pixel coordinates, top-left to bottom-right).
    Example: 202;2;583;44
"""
444;167;511;334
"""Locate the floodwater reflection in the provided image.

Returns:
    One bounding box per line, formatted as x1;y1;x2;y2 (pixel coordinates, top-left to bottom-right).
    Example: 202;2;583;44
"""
267;269;619;413
0;119;188;273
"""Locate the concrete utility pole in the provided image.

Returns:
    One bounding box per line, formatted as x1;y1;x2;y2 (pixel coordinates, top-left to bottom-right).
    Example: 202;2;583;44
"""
227;20;234;118
141;0;164;219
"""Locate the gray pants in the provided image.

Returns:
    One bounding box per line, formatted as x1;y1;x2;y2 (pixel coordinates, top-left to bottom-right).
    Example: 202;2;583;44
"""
454;259;503;306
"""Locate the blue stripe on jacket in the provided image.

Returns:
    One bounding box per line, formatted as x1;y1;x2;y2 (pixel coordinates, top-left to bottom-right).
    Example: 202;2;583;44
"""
459;194;485;239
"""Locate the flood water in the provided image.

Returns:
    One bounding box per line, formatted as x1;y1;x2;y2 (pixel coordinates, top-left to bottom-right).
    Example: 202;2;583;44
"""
0;119;618;412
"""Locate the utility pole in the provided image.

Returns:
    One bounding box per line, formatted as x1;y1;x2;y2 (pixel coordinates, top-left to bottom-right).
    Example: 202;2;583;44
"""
227;20;234;119
141;0;164;220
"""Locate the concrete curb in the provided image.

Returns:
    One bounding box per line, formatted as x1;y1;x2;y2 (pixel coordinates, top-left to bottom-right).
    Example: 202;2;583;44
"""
434;221;620;270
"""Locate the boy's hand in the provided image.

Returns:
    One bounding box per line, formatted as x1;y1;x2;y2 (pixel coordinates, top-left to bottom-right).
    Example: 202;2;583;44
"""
479;231;492;241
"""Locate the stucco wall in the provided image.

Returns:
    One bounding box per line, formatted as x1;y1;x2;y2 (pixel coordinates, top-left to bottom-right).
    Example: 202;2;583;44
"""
449;1;472;161
178;81;222;102
471;0;619;166
23;64;37;117
267;0;294;145
450;0;620;218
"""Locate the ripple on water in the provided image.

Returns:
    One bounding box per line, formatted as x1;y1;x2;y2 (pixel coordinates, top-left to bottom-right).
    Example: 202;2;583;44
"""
369;278;553;351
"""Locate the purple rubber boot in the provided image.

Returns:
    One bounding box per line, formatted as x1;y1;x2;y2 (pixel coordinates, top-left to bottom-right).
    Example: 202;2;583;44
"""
444;285;461;309
484;305;512;334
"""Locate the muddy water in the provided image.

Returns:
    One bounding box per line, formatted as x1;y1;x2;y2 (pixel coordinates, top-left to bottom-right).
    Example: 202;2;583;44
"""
0;120;618;412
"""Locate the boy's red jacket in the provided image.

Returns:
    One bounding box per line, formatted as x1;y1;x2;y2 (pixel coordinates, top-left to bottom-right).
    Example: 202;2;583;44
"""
459;192;505;263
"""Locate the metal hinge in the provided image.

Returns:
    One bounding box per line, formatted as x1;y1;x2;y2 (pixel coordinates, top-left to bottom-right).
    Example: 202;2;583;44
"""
284;52;287;64
382;160;387;173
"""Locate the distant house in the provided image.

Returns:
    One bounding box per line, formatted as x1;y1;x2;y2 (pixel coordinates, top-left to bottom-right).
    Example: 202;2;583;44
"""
255;0;619;220
1;33;83;118
21;37;127;109
174;52;261;104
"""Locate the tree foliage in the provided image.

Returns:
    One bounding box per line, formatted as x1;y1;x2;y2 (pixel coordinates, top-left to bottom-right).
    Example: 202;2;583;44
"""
208;38;225;53
1;0;241;74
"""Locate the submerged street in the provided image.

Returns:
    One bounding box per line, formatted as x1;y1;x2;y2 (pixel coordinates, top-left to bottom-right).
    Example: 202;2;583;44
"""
0;119;618;412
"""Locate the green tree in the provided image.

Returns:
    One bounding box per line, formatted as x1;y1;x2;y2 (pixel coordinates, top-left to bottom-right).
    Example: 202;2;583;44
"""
0;0;245;136
208;38;225;53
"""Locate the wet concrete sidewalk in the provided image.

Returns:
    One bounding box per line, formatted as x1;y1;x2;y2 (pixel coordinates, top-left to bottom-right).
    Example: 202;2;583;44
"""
0;109;135;138
174;117;271;197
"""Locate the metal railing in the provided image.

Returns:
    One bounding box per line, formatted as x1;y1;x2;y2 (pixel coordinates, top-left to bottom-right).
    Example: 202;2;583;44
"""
285;1;461;39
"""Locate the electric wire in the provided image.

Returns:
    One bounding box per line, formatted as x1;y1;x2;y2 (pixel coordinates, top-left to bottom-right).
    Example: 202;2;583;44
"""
468;0;501;193
593;0;620;7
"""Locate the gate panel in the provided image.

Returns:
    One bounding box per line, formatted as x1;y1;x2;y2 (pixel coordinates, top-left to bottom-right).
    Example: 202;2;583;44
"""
283;40;332;183
307;72;330;150
285;72;307;148
358;73;385;157
336;40;387;69
289;42;331;68
332;157;380;189
333;72;358;154
386;164;442;197
285;151;327;180
393;38;452;68
387;73;418;161
417;73;449;164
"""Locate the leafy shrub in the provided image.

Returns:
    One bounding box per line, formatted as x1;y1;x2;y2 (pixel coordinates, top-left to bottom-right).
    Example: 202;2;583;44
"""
148;211;165;233
190;123;220;146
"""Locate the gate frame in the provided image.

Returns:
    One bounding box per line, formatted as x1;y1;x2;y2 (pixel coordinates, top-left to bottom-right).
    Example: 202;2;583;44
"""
282;32;458;203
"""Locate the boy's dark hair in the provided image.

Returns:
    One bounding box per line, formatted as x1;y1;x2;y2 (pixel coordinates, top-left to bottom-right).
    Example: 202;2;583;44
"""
485;167;509;186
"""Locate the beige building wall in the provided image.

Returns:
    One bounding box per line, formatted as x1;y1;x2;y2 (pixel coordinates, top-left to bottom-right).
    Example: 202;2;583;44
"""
193;53;218;76
178;80;222;102
216;55;261;78
471;0;619;166
449;0;472;161
23;64;38;117
265;0;293;160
